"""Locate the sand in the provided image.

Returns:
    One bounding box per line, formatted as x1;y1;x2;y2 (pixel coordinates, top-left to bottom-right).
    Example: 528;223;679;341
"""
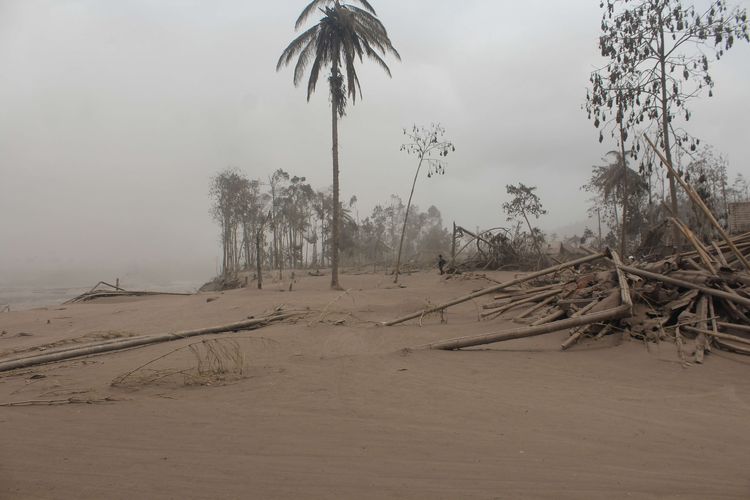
1;270;749;499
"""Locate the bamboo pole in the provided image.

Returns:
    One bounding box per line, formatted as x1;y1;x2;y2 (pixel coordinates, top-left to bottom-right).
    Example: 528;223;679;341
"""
646;136;750;271
0;311;306;373
383;252;605;326
618;265;750;309
423;304;631;350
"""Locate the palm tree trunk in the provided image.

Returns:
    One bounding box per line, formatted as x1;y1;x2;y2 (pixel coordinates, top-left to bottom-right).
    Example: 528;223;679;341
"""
330;74;341;289
394;156;424;283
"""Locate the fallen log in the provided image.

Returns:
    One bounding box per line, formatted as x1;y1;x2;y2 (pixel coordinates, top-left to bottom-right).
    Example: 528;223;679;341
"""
0;310;306;373
423;304;632;351
384;252;605;326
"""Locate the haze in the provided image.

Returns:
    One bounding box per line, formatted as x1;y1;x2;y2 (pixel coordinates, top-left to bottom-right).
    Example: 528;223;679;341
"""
1;0;748;287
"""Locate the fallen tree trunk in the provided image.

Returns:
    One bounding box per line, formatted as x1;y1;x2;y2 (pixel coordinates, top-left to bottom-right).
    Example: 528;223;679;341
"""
423;304;632;351
384;252;605;326
0;310;306;373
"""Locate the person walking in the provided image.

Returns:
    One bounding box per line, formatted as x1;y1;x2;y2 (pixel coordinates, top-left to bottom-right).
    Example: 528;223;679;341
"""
437;254;447;275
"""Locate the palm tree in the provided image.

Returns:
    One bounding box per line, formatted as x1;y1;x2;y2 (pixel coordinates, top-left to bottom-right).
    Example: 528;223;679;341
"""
277;0;399;289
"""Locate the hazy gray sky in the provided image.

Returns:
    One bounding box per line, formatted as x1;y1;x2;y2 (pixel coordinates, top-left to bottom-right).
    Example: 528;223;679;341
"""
1;0;749;285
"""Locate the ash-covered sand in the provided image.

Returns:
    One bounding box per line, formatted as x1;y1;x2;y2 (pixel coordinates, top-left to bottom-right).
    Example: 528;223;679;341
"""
1;271;749;499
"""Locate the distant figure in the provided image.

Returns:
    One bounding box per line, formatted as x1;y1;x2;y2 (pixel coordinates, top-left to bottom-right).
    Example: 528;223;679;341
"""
437;254;447;275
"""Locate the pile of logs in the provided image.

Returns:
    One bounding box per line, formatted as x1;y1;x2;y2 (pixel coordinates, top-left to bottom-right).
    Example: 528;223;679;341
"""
387;235;750;363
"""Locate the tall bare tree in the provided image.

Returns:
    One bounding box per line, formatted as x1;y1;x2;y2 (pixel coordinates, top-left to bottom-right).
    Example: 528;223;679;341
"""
590;0;749;239
393;124;454;283
277;0;400;289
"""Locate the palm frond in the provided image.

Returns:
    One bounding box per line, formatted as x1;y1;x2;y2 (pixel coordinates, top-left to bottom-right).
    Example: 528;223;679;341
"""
347;5;400;59
293;36;319;85
294;0;330;30
359;38;392;76
277;24;321;71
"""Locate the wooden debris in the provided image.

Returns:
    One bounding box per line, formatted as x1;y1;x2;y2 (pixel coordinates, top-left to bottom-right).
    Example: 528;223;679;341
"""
407;217;750;363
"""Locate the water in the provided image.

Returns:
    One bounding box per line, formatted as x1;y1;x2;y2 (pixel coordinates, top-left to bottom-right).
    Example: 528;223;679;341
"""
0;280;203;312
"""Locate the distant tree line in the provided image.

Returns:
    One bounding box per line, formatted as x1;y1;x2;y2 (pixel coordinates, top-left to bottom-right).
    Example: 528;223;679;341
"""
209;168;450;278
